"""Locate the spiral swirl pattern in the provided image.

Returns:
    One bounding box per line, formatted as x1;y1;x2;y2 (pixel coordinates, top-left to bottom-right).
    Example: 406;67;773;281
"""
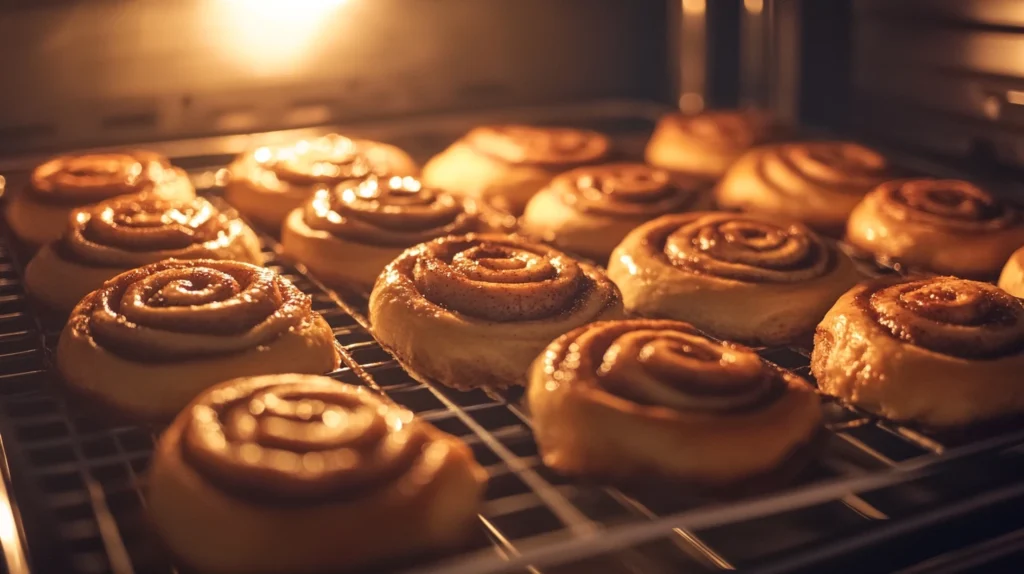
181;376;431;501
861;277;1024;359
254;135;375;188
71;260;312;361
553;163;704;216
303;175;478;246
669;110;775;154
381;234;618;323
754;142;890;197
29;150;178;204
411;236;586;321
875;179;1018;231
61;196;248;267
544;320;782;412
466;125;611;167
642;213;834;283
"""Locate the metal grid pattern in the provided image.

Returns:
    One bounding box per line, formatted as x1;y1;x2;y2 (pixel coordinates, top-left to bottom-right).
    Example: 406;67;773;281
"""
0;122;1022;574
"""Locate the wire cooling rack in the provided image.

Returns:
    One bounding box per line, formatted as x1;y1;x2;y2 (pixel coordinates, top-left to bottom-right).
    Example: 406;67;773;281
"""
0;106;1024;574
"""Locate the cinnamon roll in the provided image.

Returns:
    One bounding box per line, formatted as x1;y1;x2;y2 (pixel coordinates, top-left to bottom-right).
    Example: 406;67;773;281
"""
998;245;1024;298
812;277;1024;427
25;196;262;313
281;175;481;291
645;109;782;180
148;374;486;574
528;320;822;485
421;125;613;216
846;179;1024;278
607;212;861;345
225;134;417;230
57;260;339;421
369;234;624;389
715;142;892;236
520;162;709;263
3;150;195;248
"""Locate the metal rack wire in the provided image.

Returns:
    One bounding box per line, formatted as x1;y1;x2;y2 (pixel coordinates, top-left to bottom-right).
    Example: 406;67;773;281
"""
0;111;1023;574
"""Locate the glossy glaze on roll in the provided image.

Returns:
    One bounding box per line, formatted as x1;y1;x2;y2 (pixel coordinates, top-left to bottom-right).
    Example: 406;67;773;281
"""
645;109;781;180
421;125;613;216
520;162;708;262
25;196;262;312
608;212;861;345
226;134;417;229
812;277;1024;426
281;175;482;290
4;150;196;248
57;260;339;421
148;374;486;574
528;320;822;484
715;141;891;235
369;233;624;389
846;178;1024;277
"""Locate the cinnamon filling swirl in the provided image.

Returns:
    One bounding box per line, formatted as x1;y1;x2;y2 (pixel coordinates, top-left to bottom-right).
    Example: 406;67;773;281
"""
258;135;375;187
670;110;772;153
73;260;310;361
181;377;432;503
859;277;1024;359
651;213;833;282
549;321;782;412
876;179;1018;231
29;151;174;205
756;142;890;197
304;175;477;246
556;163;703;216
411;237;588;322
466;125;611;168
58;197;239;267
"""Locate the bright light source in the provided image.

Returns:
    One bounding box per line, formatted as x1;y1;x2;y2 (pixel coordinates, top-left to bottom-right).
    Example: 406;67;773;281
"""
682;0;706;15
210;0;350;75
744;0;765;15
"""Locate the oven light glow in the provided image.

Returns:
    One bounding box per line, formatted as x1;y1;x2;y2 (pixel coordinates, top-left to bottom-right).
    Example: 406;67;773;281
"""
212;0;350;75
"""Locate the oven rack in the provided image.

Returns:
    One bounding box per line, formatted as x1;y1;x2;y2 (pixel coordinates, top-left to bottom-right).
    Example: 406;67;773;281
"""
1;196;1024;574
0;109;1021;574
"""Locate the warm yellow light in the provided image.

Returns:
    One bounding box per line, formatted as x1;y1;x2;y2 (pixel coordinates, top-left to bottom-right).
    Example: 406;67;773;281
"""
744;0;764;15
682;0;707;15
210;0;350;75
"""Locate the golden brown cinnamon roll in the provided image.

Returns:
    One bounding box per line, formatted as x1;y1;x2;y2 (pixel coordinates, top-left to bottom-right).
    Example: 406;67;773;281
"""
25;196;262;312
148;374;486;574
607;212;861;345
3;150;195;248
421;125;612;216
846;179;1024;278
812;277;1024;427
520;162;709;263
529;320;822;485
225;134;417;230
281;175;482;291
369;234;624;389
715;142;892;236
999;245;1024;298
645;109;781;180
57;260;339;421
